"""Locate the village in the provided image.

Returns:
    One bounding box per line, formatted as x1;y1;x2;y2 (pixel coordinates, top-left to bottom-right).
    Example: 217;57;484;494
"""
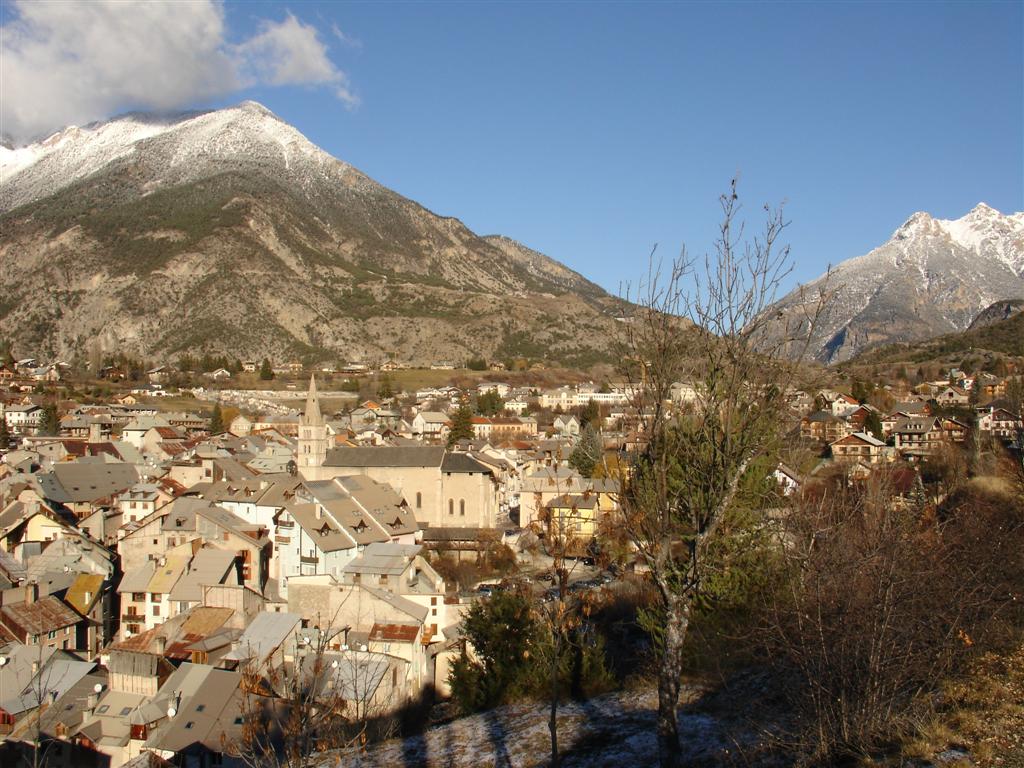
0;352;1021;766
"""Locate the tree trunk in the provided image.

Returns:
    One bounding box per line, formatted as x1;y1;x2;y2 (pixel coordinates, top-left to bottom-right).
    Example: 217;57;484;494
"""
657;598;689;768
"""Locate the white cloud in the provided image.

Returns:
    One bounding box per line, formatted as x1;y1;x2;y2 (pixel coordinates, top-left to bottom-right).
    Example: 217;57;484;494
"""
0;1;357;143
236;13;358;107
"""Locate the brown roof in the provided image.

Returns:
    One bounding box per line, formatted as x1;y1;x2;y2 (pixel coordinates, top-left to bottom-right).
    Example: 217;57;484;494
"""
369;622;420;643
65;573;105;615
1;595;81;634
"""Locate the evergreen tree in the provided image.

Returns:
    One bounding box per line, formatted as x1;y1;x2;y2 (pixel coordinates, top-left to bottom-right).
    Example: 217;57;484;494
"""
0;417;10;447
580;399;601;429
448;591;537;713
40;403;59;436
863;410;885;441
477;390;504;416
447;404;475;446
259;358;274;380
209;403;224;434
568;425;603;477
376;374;394;400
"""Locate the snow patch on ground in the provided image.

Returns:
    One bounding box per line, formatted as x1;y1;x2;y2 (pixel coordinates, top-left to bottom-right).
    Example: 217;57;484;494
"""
327;688;745;768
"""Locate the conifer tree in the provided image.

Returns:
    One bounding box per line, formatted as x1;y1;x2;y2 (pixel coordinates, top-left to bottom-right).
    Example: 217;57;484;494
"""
209;403;224;434
447;404;474;446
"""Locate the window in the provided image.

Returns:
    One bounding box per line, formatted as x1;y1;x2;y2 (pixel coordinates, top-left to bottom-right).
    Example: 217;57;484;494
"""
196;704;206;712
152;605;160;616
416;492;421;509
185;721;194;730
132;593;145;602
48;630;57;639
448;499;454;516
430;597;437;606
459;500;465;516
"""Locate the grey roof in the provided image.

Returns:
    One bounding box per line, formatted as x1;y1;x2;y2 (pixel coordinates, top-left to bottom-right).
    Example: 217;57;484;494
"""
0;653;95;716
325;446;445;468
118;561;157;594
440;452;493;474
359;584;428;623
311;651;391;702
343;542;420;576
36;461;140;504
169;547;238;602
287;500;360;551
140;663;245;753
893;417;939;435
222;611;302;662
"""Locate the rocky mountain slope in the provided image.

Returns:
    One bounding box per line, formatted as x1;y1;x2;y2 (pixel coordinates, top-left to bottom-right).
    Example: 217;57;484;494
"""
0;102;623;366
765;204;1024;364
968;298;1024;331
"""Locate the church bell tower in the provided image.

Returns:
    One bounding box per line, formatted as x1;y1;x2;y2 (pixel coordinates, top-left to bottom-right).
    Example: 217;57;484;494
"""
297;374;329;478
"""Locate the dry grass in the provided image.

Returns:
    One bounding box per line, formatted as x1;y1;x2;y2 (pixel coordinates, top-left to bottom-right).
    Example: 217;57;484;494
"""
901;642;1024;767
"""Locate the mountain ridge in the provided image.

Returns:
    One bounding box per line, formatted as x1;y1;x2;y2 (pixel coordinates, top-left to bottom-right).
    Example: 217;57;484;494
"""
764;203;1024;364
0;101;625;367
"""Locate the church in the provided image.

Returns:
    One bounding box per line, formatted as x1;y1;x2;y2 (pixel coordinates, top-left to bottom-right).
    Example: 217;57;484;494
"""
297;376;500;529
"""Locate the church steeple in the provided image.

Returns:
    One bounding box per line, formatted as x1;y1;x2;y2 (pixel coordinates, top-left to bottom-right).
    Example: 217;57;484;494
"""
302;374;323;427
297;374;328;476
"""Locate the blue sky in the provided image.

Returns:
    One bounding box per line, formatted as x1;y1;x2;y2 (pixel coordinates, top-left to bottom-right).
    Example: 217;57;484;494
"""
4;1;1022;295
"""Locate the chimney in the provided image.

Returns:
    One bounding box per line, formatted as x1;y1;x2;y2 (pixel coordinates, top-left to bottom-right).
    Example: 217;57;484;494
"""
86;692;99;712
155;636;166;655
25;582;39;604
88;422;102;444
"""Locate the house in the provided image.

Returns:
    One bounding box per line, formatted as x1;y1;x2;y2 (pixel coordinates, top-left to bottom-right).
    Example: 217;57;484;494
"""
0;584;84;651
64;572;111;657
553;414;580;437
204;368;232;381
800;411;851;443
272;475;419;595
830;432;887;464
411;411;450;440
544;494;599;547
4;403;43;435
772;463;803;496
470;416;493;439
340;542;449;641
829;394;861;417
892;417;945;456
118;497;271;596
976;407;1023;439
519;466;618;528
935;386;969;407
939;417;969;443
34;459;141;519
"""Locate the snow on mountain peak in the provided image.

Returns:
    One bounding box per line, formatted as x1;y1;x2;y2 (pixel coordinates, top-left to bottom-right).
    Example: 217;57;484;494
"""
0;101;345;212
893;211;937;240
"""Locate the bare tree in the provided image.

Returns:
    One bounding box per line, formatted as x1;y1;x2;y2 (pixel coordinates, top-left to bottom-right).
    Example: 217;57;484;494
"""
228;613;400;766
616;180;829;766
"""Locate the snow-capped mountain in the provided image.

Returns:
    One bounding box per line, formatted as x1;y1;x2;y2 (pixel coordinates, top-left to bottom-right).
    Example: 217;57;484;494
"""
765;204;1024;364
0;101;357;212
0;102;621;364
